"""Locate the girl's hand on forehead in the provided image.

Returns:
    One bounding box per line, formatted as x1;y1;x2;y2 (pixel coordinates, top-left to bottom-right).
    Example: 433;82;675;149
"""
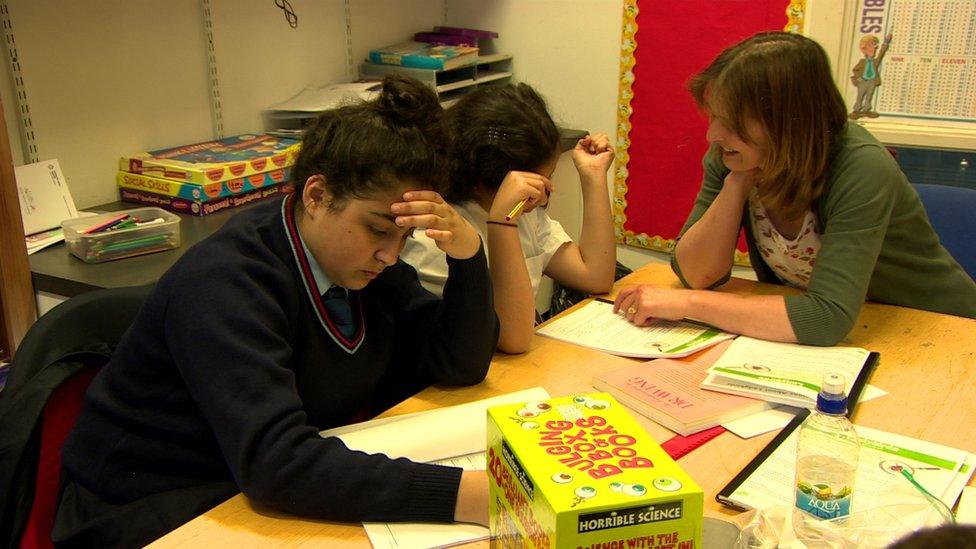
391;190;481;260
572;133;614;176
489;171;553;222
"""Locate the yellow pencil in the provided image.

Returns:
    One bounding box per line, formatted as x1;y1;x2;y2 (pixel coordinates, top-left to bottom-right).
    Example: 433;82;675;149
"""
505;198;527;221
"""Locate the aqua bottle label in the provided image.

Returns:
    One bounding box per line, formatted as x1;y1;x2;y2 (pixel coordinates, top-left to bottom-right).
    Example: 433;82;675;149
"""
795;478;852;519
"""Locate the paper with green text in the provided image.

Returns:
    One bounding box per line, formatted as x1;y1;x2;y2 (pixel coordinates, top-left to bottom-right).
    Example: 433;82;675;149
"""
536;299;734;358
702;336;871;408
723;424;975;515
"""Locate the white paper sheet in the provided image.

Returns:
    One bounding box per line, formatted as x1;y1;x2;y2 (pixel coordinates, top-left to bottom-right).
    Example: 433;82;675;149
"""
266;81;382;113
15;159;79;235
725;424;975;516
320;387;549;463
319;388;550;549
536;300;733;358
722;385;888;439
704;336;871;408
956;486;976;524
363;454;490;549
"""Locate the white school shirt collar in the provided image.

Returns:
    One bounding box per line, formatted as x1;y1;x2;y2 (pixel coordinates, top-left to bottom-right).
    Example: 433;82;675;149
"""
296;231;335;295
281;196;362;353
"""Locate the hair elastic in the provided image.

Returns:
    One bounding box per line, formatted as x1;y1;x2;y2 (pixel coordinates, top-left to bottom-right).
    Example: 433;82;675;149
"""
486;219;518;227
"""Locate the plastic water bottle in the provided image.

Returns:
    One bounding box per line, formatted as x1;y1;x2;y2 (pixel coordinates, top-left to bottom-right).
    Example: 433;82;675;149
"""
794;373;859;520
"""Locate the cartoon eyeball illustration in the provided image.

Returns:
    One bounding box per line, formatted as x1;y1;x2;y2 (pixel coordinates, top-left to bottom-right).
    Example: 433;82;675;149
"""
516;408;540;418
524;401;552;413
608;481;624;492
551;472;573;484
585;399;611;411
623;483;647;497
743;363;771;373
573;396;589;405
653;477;682;492
574;486;597;499
520;421;539;430
880;460;913;475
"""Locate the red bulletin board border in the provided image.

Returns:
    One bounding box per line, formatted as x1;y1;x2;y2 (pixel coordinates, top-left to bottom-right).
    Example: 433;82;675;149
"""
613;0;807;266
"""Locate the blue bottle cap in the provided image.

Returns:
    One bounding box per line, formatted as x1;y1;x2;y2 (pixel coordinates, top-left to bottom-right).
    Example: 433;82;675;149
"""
816;373;848;415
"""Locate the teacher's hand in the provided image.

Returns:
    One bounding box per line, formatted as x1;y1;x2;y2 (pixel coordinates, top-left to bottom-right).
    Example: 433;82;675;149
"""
613;285;692;324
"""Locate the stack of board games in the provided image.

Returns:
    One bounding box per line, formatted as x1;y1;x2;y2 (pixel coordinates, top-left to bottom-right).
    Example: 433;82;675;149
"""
117;134;300;216
487;393;703;548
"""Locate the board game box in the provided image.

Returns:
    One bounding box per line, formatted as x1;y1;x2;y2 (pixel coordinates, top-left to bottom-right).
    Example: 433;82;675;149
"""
119;184;289;217
487;393;703;548
117;168;290;202
120;134;300;185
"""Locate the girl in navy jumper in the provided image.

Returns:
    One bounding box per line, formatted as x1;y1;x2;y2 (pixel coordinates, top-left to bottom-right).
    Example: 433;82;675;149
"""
53;76;498;547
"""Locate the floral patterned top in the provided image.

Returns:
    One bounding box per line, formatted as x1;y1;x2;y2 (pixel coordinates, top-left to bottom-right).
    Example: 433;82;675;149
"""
748;189;821;289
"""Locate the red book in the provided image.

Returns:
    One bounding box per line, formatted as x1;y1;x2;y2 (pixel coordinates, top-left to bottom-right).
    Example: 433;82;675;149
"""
592;341;773;436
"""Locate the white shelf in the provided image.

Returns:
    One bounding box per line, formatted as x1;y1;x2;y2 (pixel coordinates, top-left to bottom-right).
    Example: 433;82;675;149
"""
476;53;512;65
437;78;477;93
360;53;514;103
475;70;512;84
856;118;976;151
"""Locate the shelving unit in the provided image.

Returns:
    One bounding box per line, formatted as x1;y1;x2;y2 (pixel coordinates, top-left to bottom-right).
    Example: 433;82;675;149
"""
359;54;513;105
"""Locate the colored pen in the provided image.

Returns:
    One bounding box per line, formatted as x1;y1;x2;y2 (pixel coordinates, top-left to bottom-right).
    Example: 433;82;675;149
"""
505;198;527;221
110;218;138;231
96;233;171;253
82;213;130;234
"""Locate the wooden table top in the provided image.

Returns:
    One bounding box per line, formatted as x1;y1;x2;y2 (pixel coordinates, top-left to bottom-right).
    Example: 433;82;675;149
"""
150;262;976;548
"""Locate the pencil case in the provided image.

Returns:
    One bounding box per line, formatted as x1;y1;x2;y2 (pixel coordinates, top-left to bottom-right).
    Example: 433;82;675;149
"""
61;207;181;263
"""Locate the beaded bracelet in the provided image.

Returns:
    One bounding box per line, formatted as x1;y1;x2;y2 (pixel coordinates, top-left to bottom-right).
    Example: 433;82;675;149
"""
486;220;518;227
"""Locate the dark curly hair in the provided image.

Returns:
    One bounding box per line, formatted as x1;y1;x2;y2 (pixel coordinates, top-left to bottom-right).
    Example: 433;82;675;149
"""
290;75;447;211
442;83;559;203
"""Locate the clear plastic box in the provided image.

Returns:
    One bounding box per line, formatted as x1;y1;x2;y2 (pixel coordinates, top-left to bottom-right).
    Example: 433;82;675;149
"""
61;207;181;263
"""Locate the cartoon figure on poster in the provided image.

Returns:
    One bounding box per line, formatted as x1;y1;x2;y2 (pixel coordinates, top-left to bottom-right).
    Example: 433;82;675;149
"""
850;33;893;119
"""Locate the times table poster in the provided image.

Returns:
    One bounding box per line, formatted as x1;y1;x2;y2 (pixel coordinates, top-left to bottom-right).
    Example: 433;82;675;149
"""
848;0;976;122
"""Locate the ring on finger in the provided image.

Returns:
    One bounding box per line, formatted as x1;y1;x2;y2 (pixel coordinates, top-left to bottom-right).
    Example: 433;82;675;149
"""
627;306;637;315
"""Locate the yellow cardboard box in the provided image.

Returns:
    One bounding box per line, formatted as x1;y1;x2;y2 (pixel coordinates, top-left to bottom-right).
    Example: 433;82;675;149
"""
487;393;703;549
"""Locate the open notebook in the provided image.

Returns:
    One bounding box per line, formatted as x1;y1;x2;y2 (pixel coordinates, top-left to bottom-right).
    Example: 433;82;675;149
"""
717;411;976;517
320;387;550;549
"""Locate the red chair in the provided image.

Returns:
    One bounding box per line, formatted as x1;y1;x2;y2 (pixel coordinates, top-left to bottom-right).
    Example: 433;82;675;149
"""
0;285;151;549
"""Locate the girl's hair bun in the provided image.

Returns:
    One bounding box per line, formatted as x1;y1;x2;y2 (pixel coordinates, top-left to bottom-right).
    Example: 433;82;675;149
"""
373;74;442;127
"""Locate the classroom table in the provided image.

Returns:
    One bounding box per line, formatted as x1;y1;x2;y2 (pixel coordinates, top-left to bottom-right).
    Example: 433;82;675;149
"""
149;262;976;548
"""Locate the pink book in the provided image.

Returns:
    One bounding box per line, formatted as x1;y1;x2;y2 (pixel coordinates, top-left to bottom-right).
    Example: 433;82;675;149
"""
592;341;773;436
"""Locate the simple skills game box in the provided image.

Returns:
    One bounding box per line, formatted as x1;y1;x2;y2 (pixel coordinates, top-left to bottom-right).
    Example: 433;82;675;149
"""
487;393;703;549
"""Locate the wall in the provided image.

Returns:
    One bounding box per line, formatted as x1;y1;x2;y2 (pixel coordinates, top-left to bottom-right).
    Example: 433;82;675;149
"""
442;0;673;274
2;0;738;307
3;1;973;284
805;0;976;150
0;0;445;208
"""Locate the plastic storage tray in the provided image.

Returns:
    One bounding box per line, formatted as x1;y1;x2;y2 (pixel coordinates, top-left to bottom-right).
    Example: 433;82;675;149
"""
61;207;181;263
